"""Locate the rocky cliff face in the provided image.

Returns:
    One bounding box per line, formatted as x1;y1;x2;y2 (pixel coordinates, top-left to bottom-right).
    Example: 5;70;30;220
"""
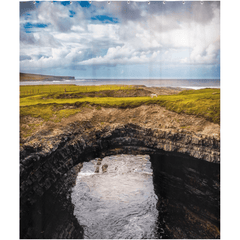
151;154;220;239
20;163;83;239
20;122;220;238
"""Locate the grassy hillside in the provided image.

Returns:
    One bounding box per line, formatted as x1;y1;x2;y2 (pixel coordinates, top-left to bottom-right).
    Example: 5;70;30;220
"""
20;85;220;124
20;73;75;81
20;84;135;96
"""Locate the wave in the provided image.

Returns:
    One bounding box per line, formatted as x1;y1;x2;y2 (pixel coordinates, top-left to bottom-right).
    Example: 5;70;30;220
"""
77;172;95;178
133;169;153;175
75;79;97;82
181;86;220;90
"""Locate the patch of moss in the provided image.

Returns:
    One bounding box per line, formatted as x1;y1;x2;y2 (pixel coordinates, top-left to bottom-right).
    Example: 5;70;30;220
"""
53;109;82;122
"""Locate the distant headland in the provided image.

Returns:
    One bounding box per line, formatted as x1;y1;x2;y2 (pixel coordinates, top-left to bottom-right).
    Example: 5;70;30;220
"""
20;73;75;82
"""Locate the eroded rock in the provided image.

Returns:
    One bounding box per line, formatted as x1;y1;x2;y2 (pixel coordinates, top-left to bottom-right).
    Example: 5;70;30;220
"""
102;164;108;173
20;123;220;239
95;166;99;173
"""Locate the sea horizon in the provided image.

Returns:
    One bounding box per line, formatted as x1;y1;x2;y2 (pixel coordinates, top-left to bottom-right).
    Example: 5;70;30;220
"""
20;78;220;89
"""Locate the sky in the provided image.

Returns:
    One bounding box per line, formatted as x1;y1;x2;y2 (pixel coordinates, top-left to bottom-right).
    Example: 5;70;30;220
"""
19;1;220;79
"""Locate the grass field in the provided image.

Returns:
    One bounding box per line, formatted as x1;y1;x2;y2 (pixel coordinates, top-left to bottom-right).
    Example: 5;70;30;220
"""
20;84;135;97
20;85;220;124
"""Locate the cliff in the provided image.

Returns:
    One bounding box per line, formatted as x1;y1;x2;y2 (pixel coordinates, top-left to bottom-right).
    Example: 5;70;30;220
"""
20;121;220;238
19;89;220;238
20;72;75;82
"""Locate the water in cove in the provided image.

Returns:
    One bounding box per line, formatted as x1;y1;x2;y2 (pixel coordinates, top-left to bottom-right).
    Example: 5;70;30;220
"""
71;153;220;239
71;154;165;239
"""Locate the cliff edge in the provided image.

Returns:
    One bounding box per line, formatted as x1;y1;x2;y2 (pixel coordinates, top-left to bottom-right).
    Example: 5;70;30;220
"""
20;72;75;82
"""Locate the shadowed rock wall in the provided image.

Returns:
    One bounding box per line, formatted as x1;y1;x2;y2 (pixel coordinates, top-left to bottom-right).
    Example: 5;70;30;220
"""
20;164;84;239
150;154;220;239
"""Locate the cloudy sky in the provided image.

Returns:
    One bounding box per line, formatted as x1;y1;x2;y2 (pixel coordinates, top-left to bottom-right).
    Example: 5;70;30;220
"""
20;1;220;79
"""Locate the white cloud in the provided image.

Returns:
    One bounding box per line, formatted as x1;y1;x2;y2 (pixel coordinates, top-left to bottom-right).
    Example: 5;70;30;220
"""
80;45;161;66
20;46;84;71
20;1;220;74
36;2;85;32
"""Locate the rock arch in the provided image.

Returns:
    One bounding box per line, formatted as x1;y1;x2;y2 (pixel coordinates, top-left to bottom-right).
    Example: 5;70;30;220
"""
20;122;220;238
20;123;219;206
20;124;220;203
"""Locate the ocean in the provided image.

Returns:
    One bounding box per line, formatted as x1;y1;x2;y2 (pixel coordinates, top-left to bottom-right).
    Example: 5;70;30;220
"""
20;79;220;89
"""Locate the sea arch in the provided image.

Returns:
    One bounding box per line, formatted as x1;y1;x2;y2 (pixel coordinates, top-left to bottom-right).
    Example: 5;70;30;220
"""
20;123;220;205
20;122;220;238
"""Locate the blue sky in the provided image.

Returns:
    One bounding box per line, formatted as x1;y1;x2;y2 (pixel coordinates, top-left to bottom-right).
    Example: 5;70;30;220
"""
20;1;220;79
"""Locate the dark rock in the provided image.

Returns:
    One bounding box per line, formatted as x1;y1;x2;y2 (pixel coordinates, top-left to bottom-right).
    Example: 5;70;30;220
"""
20;164;83;239
20;123;220;239
151;154;220;239
102;164;108;173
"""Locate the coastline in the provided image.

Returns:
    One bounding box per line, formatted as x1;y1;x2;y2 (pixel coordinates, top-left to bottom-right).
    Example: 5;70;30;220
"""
19;78;220;89
20;81;220;89
20;85;220;138
20;84;220;151
19;84;220;238
20;73;75;82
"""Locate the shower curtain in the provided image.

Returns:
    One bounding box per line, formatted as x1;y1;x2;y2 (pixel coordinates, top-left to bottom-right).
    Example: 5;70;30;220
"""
19;1;220;239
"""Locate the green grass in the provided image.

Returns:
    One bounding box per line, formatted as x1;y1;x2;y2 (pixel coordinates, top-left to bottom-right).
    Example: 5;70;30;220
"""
20;84;135;97
20;85;220;124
